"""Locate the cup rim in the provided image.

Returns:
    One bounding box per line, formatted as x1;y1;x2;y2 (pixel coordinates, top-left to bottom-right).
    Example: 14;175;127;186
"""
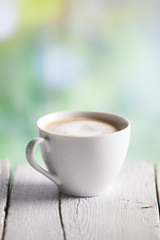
37;110;131;138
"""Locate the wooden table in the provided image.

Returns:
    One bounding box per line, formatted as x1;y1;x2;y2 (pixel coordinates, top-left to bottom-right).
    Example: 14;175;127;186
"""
0;159;160;240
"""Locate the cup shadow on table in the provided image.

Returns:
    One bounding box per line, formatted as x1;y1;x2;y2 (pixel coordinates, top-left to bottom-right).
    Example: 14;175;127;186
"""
10;180;108;204
9;181;87;203
10;181;60;203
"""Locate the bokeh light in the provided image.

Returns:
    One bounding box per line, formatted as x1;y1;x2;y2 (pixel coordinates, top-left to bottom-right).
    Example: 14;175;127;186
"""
0;0;19;41
41;45;85;89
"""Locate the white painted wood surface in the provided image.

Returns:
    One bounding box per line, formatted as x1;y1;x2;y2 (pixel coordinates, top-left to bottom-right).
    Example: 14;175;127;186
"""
4;164;64;240
0;159;10;240
61;161;160;240
3;161;160;240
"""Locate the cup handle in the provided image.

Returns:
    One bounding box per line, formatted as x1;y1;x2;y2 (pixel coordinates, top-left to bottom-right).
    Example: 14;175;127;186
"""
25;137;62;185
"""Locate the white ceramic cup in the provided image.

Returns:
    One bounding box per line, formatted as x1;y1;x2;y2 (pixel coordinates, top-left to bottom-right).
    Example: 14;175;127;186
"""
25;111;130;197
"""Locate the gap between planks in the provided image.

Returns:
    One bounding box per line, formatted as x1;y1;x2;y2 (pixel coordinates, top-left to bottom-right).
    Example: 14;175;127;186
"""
155;164;160;223
59;193;67;240
0;159;10;240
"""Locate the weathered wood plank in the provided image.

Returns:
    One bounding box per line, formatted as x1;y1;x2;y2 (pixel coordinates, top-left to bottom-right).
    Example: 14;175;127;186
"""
61;161;160;240
4;164;64;240
0;159;10;240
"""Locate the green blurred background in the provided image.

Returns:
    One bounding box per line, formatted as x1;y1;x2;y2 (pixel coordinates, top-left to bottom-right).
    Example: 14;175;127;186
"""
0;0;160;169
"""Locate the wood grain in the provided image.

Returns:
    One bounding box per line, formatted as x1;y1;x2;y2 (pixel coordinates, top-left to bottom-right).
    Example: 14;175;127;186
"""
4;164;64;240
0;159;10;240
61;161;160;240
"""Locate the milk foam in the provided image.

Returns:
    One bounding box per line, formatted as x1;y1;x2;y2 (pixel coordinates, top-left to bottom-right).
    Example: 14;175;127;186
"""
48;119;117;137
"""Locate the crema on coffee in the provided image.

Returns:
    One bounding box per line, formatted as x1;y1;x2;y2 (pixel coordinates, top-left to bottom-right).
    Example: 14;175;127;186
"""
45;117;118;137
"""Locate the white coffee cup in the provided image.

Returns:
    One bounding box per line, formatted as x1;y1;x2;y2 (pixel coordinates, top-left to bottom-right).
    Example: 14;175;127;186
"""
26;111;130;197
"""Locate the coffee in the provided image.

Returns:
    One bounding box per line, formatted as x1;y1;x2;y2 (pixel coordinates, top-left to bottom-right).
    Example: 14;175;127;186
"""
45;117;118;137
